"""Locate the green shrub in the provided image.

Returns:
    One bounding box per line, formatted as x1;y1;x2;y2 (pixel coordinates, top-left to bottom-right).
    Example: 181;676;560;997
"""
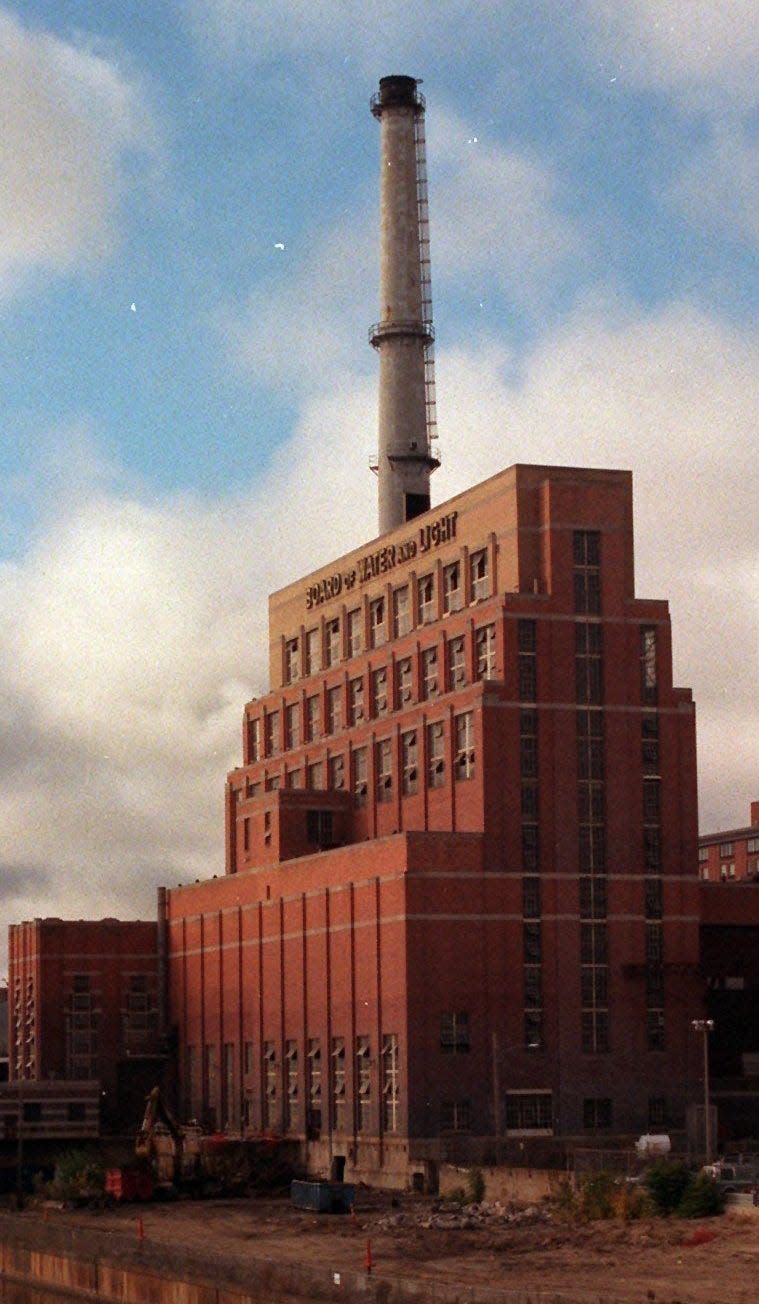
578;1170;617;1220
676;1171;725;1219
644;1160;693;1215
47;1149;105;1202
466;1167;486;1204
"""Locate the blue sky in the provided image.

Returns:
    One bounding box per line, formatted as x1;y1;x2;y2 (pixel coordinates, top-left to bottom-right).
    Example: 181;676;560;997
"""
0;1;757;953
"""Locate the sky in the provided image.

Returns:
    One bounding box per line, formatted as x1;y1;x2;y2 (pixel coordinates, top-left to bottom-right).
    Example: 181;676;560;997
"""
0;1;757;966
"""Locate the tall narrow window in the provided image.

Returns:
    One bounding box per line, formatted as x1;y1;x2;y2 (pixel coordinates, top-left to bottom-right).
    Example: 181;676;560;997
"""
640;626;658;704
475;625;496;680
285;1040;298;1131
576;623;603;704
353;747;368;804
306;760;323;790
304;627;320;675
440;1011;469;1054
265;711;279;756
329;754;345;790
263;1042;277;1129
417;573;434;624
349;676;364;724
469;549;489;601
347;608;362;657
518;620;537;701
401;730;418;795
326;685;342;733
372;666;388;716
331;1037;346;1131
395;656;413;705
248;716;262;763
325;618;340;667
442;561;462;614
447;635;465;690
306;695;320;742
381;1034;399;1133
392;586;410;638
454;712;475;780
356;1036;371;1133
369;597;385;648
427;721;445;789
285;702;300;750
376;738;392;802
307;1039;321;1137
573;530;601;615
284;638;299;684
421;646;438;699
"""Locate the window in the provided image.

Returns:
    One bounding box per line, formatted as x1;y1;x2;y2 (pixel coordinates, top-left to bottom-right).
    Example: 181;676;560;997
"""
306;760;323;790
285;1041;298;1131
440;1010;469;1054
647;1010;665;1051
454;712;475;780
427;721;445;789
579;876;607;919
522;823;539;871
284;638;299;684
575;623;602;704
307;1039;321;1137
417;573;434;624
349;676;364;724
304;627;320;675
331;1037;346;1131
347;608;362;658
642;714;659;773
356;1036;371;1132
376;738;392;802
369;597;385;648
421;646;438;699
640;626;657;704
524;964;542;1008
719;841;734;858
645;877;662;919
582;1010;609;1054
475;624;496;680
523;876;541;918
306;809;333;848
505;1091;553;1133
353;747;368;804
265;711;279;756
329;754;345;790
442;561;462;613
244;1042;254;1076
524;922;542;963
583;1098;612;1130
518;620;537;701
205;1043;218;1123
748;838;759;855
648;1096;667;1127
447;635;466;690
223;1042;235;1130
305;695;320;742
285;702;300;750
372;666;388;716
263;1042;276;1128
469;548;489;601
392;586;410;638
401;730;418;795
644;825;661;870
441;1099;471;1132
68;1102;86;1123
395;656;413;705
325;618;340;667
326;685;342;733
573;530;601;615
381;1033;399;1133
643;779;660;821
248;716;262;763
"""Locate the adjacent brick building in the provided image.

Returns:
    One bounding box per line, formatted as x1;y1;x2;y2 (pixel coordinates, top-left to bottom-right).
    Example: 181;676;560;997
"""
165;461;703;1180
7;917;163;1131
698;801;759;882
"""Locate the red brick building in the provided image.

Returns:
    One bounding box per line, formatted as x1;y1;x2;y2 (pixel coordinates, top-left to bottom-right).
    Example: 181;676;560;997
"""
698;801;759;882
8;917;163;1131
165;462;703;1179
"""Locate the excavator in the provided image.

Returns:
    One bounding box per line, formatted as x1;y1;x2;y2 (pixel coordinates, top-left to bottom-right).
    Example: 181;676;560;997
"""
134;1086;202;1191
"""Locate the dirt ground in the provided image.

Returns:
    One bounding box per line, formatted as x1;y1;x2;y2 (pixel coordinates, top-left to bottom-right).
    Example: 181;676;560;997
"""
43;1189;759;1304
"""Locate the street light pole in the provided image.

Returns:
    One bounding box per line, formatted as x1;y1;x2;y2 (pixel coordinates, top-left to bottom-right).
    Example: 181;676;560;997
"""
691;1018;714;1163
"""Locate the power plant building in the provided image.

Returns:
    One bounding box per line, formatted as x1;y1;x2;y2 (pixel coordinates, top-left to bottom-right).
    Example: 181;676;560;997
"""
7;78;708;1176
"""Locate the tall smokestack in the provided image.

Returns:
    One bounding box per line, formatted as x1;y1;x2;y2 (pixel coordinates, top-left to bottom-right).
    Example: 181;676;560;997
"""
370;75;439;534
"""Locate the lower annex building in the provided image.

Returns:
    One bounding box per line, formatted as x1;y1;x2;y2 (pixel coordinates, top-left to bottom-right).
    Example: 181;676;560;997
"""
164;461;703;1180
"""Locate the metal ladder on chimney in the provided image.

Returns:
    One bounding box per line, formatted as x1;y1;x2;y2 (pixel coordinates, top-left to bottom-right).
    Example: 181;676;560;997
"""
414;108;440;466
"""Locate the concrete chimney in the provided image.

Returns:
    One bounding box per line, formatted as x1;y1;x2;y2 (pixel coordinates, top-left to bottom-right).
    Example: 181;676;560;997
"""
370;75;439;534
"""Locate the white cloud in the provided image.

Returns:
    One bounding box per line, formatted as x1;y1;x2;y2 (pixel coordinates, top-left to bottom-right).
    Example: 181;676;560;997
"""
0;7;155;293
580;0;759;109
429;110;581;305
670;117;759;246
